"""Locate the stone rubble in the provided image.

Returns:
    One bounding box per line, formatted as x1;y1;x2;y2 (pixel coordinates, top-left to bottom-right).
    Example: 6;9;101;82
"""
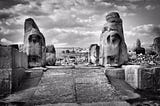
128;53;160;66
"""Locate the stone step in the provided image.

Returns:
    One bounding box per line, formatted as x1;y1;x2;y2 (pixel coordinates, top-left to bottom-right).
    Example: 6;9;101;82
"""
104;67;140;100
46;65;75;69
0;101;130;106
0;69;43;103
123;65;160;90
75;65;103;69
107;76;140;100
105;67;125;80
24;69;43;79
35;101;130;106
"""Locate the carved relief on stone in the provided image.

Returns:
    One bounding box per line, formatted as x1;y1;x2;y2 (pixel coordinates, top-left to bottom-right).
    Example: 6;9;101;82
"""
153;37;160;57
99;12;128;67
23;18;46;67
88;44;99;65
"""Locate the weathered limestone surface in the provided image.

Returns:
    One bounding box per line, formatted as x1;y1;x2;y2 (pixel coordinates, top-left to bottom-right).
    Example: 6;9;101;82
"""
88;44;99;65
11;45;28;69
123;65;144;89
46;45;56;66
1;66;159;105
0;69;11;97
29;68;124;104
0;45;28;97
46;53;56;66
153;37;160;57
99;12;128;67
1;69;43;103
23;18;46;67
105;67;125;80
0;45;12;69
123;65;160;90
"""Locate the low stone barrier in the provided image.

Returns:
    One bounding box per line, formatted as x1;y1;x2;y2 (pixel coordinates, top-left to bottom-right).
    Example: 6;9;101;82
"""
104;65;160;91
123;65;160;90
0;45;28;97
105;67;125;80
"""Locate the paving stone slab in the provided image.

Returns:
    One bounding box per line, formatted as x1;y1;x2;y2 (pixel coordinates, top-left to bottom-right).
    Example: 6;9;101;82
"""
46;66;75;69
0;69;43;103
34;101;130;106
107;77;140;100
29;69;75;105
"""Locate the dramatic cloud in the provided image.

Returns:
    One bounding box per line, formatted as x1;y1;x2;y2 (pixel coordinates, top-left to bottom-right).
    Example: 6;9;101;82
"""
125;24;160;47
145;5;155;10
0;0;29;9
0;0;159;47
42;27;100;47
0;38;13;45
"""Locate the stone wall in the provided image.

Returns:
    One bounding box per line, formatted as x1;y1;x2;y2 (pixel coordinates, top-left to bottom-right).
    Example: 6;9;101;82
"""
123;65;160;90
0;45;28;97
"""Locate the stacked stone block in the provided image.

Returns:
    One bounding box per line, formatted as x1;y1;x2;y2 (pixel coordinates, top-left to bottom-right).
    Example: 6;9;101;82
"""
0;45;28;97
123;65;160;90
105;67;125;80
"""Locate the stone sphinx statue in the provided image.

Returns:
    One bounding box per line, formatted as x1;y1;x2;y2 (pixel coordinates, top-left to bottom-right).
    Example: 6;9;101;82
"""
23;18;46;67
88;44;100;65
153;37;160;57
99;12;128;67
46;45;56;66
133;39;145;55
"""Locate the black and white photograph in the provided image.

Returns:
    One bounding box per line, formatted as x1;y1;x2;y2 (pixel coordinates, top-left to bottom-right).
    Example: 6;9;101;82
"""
0;0;160;106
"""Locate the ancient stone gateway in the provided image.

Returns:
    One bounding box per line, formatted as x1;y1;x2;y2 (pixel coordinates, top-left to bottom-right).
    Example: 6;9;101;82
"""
88;44;99;65
99;12;128;67
23;18;46;67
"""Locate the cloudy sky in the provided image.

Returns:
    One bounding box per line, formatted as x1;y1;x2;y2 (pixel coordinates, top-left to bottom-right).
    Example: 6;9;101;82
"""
0;0;160;48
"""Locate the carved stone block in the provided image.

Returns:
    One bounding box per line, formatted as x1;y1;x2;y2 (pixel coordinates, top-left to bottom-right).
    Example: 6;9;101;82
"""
105;67;125;80
0;45;27;97
23;18;46;67
46;45;56;66
123;65;160;90
88;44;100;65
99;12;128;67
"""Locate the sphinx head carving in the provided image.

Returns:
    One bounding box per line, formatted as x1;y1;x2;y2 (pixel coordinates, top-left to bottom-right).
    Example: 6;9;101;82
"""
88;44;100;65
29;34;42;44
23;18;46;67
99;12;128;67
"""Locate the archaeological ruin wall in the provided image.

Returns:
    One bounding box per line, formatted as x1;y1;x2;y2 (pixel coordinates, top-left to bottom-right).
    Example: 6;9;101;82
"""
0;45;28;97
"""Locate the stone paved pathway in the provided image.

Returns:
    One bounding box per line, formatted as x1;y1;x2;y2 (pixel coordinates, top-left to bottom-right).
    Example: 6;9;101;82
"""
28;67;123;105
1;66;160;106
